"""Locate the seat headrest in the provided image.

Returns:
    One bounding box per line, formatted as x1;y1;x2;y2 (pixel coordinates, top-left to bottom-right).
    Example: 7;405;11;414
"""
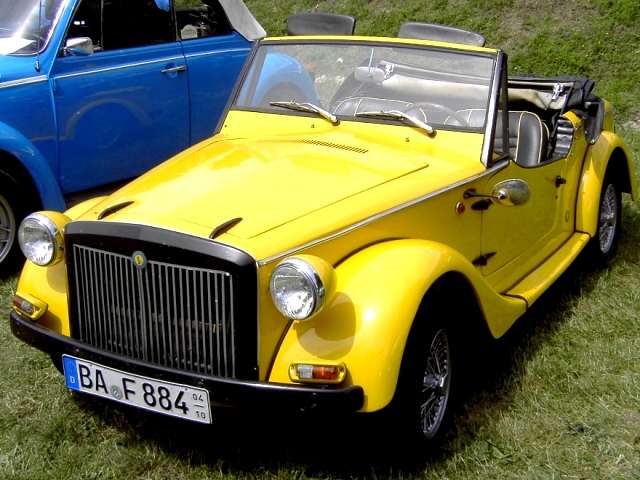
287;13;356;36
495;111;548;167
398;22;486;47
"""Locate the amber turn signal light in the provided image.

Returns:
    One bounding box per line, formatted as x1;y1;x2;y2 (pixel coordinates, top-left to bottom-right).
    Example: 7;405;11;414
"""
12;294;47;321
289;363;347;384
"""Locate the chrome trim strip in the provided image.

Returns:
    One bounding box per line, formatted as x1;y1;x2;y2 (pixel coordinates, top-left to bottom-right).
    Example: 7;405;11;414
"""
481;51;504;167
257;160;510;266
0;75;48;90
184;48;250;59
54;56;185;80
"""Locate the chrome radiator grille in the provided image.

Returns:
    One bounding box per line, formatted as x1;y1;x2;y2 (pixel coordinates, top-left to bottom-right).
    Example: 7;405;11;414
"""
71;244;238;378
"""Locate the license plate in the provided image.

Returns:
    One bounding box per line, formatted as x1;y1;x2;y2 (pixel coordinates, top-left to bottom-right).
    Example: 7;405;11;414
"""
62;355;211;424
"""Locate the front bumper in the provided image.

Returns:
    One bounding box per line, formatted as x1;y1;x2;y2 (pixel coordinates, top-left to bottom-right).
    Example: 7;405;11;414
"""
10;311;364;414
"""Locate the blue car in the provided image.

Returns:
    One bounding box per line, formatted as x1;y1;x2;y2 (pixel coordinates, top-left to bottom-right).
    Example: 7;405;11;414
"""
0;0;267;272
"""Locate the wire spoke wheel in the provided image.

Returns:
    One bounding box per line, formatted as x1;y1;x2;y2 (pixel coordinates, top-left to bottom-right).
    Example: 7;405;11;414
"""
0;193;16;263
598;184;618;254
420;328;451;439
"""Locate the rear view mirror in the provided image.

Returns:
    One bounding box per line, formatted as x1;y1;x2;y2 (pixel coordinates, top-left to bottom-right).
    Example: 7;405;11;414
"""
354;66;386;84
64;37;94;56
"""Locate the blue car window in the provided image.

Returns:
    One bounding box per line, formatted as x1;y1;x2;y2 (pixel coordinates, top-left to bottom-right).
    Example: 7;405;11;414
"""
68;0;176;52
67;0;102;50
154;0;170;11
175;0;231;40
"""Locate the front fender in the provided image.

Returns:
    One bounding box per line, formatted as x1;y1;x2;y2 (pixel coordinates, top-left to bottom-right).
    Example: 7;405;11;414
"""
576;131;637;236
14;197;109;336
0;122;65;211
268;239;526;412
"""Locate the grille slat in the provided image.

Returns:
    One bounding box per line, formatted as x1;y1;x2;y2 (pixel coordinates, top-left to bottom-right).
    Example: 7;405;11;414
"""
71;245;237;378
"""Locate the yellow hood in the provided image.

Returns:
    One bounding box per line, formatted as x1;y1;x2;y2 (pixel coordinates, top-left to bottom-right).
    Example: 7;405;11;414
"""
88;132;430;239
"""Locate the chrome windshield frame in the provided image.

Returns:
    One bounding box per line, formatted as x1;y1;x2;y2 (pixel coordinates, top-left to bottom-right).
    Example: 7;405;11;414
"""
481;50;508;167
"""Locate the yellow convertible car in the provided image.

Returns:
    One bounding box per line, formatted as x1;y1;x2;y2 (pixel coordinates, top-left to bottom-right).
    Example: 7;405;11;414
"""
10;21;637;444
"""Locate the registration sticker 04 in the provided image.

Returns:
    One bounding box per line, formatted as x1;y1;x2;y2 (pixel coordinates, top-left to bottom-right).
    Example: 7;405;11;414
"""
62;355;212;424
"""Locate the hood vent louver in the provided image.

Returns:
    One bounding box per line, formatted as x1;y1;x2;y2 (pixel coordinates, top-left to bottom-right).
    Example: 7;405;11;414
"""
210;217;243;239
297;139;368;154
97;201;134;220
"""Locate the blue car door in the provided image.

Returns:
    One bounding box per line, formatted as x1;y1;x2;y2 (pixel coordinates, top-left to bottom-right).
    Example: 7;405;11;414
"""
51;0;190;193
175;0;252;144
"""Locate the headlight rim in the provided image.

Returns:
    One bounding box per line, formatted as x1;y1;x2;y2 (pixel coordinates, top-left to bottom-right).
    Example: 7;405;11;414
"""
18;212;64;267
269;257;326;321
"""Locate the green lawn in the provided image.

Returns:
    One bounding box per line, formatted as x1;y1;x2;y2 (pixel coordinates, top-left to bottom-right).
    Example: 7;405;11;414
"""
1;1;639;478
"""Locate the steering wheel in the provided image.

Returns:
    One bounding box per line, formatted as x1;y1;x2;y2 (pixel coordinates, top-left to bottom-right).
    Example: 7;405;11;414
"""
406;102;469;127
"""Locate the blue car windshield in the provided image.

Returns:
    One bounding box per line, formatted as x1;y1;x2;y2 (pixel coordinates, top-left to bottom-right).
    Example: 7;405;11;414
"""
235;42;496;131
0;0;67;55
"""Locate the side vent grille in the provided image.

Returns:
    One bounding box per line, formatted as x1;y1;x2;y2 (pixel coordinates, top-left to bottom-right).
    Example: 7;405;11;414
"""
297;139;368;154
551;117;575;161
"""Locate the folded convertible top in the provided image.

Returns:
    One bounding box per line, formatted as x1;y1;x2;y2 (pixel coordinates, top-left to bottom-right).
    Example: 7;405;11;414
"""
509;75;598;111
218;0;266;41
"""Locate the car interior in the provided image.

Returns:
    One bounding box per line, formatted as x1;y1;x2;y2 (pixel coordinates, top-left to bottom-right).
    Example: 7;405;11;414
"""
66;0;232;51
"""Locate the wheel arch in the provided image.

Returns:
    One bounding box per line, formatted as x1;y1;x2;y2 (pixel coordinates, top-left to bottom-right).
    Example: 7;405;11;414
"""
576;132;637;237
413;271;494;346
607;147;634;195
267;239;526;412
0;123;65;211
0;150;42;211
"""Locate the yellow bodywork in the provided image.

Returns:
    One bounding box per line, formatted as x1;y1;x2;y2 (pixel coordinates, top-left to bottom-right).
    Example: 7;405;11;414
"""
14;37;637;414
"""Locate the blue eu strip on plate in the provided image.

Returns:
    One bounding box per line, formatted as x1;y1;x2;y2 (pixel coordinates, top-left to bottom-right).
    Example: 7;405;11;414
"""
63;355;81;391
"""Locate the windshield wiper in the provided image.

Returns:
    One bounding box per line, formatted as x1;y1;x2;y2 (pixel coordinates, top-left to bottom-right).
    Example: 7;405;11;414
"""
355;110;435;135
270;101;339;125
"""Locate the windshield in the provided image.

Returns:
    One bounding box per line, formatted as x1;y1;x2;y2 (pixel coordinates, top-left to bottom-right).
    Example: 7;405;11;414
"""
235;42;496;131
0;0;67;55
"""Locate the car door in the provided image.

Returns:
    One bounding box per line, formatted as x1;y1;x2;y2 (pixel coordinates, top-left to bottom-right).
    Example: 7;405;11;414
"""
468;68;572;292
175;0;252;144
476;157;570;286
52;0;190;193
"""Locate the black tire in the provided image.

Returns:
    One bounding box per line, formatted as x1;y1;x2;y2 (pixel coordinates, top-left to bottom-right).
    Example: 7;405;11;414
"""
587;173;622;263
0;170;29;277
392;289;460;448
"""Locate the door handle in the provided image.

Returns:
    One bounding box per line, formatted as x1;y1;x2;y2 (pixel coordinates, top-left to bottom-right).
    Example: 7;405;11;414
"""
161;65;187;75
555;175;567;188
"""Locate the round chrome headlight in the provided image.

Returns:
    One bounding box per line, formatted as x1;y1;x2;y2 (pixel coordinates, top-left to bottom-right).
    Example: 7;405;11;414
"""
270;258;326;321
18;213;64;266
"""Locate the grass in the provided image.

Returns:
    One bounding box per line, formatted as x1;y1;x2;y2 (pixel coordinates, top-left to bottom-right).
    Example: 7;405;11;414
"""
2;0;640;478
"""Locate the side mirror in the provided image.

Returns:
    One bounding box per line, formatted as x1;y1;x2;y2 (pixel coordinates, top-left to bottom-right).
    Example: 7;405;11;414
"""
64;37;94;56
491;179;530;206
354;66;386;84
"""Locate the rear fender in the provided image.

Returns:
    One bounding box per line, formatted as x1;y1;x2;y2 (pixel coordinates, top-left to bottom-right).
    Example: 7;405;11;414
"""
0;122;65;211
576;131;637;236
268;239;526;412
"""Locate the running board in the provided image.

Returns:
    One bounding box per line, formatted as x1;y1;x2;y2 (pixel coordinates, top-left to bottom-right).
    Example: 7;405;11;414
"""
504;233;590;306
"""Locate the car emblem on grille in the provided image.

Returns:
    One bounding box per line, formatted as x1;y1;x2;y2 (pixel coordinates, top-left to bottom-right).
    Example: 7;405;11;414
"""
132;251;147;269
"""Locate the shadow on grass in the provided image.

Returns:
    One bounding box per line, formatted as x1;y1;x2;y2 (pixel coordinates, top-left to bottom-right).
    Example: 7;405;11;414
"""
72;205;640;479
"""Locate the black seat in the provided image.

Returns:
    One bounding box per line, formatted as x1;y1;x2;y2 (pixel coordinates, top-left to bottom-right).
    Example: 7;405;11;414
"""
287;13;356;36
397;22;486;47
498;111;549;167
449;109;548;166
